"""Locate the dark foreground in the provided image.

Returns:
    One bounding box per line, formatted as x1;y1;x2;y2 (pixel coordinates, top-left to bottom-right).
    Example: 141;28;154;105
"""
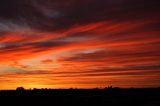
0;88;160;106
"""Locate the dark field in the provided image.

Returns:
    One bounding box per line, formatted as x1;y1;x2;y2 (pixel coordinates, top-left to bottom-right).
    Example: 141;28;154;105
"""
0;88;160;106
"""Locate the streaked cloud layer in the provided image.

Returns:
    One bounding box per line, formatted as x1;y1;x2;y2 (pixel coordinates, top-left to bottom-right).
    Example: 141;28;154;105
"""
0;0;160;89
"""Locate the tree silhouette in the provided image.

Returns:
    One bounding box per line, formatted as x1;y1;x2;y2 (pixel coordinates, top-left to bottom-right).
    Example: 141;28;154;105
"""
16;87;25;91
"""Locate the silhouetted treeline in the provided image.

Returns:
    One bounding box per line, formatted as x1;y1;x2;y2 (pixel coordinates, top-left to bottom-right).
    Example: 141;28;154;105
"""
0;87;160;106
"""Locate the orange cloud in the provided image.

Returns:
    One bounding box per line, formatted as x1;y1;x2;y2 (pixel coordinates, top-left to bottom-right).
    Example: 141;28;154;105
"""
0;17;160;89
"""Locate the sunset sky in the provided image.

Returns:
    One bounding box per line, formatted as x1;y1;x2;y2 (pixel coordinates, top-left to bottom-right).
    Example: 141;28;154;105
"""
0;0;160;90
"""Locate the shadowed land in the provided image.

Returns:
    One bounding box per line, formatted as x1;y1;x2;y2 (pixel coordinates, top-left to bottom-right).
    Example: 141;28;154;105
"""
0;87;160;106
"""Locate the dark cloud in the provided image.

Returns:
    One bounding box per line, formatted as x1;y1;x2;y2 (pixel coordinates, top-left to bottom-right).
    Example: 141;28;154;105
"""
0;0;159;32
0;34;87;53
0;0;44;32
0;40;71;53
61;48;160;62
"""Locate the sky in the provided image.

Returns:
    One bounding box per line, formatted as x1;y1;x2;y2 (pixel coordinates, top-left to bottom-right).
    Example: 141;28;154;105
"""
0;0;160;90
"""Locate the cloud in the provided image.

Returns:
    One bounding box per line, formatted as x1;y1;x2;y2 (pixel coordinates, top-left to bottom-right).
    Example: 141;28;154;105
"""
0;19;32;33
0;0;159;32
41;59;53;64
0;0;160;89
